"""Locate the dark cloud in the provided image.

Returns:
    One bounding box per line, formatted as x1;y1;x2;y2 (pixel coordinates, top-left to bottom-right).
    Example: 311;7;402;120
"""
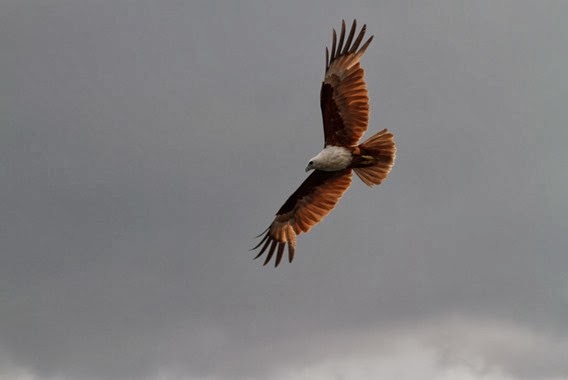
1;1;567;379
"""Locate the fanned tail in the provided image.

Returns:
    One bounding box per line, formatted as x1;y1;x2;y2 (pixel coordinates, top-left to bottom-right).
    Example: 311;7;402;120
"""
353;129;396;187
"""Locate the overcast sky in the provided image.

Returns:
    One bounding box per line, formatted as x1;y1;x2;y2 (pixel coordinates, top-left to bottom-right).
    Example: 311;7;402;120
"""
1;1;568;380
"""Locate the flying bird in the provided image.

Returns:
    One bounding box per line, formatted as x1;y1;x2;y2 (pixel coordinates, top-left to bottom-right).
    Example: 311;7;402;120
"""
253;20;396;267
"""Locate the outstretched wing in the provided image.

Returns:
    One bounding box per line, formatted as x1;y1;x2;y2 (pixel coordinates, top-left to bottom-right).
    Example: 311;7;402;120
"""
252;169;352;267
321;19;373;147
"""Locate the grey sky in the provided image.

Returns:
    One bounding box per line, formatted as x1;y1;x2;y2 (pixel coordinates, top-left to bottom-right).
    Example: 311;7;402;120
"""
1;1;567;379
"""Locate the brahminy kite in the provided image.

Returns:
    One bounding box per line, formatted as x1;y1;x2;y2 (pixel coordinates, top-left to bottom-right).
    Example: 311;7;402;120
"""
253;20;396;266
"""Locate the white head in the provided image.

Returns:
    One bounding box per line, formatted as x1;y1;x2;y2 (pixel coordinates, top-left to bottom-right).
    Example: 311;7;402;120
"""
305;152;324;172
305;146;353;172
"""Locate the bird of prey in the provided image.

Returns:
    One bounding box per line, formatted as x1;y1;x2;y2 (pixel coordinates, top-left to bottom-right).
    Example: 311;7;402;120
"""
253;20;396;267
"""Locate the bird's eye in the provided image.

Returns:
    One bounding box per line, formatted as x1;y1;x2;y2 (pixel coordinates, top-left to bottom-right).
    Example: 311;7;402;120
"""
309;161;313;165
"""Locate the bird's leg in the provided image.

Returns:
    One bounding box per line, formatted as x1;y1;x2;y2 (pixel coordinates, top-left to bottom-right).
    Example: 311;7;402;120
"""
359;155;375;165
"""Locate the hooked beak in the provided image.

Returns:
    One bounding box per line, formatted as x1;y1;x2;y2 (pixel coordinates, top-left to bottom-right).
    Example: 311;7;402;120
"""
305;165;311;172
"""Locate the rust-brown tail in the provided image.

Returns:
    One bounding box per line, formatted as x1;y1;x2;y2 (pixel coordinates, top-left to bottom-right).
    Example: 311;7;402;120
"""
353;129;396;187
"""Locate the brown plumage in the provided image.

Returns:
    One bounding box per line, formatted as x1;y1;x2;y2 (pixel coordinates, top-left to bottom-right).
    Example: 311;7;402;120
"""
322;20;373;147
252;170;352;266
352;129;396;186
253;20;396;267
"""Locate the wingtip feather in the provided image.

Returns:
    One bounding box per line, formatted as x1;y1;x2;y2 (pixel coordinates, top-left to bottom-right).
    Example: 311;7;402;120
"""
254;237;272;260
275;242;286;267
262;239;278;266
330;28;337;61
336;20;346;57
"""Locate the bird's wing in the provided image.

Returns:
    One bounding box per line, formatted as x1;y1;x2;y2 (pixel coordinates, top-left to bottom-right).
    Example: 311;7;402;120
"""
321;19;373;147
252;169;352;267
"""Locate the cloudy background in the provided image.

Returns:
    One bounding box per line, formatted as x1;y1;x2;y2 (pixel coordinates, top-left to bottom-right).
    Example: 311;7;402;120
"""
1;1;568;379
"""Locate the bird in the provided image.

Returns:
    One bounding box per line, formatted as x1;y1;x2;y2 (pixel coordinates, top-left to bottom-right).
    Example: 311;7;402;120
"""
252;20;396;267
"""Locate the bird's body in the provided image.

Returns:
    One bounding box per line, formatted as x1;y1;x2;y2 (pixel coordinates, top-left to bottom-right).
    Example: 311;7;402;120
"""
253;20;396;267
